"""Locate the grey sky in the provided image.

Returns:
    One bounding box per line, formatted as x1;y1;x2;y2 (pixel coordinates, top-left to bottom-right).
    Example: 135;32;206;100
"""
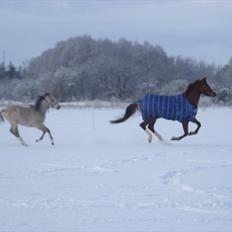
0;0;231;66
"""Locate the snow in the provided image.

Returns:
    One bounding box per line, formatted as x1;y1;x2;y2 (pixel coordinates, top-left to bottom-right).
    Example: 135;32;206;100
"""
0;106;232;231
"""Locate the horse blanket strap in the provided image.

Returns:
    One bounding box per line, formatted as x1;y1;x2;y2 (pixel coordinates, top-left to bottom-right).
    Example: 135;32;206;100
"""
138;94;197;123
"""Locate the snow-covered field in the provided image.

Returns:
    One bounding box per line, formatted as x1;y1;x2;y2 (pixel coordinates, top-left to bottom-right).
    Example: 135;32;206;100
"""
0;106;232;231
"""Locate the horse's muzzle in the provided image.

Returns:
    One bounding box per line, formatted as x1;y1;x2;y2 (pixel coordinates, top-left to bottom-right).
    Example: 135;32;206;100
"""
210;91;216;97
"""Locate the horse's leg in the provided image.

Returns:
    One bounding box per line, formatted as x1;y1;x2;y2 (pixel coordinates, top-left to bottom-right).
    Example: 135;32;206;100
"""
35;124;54;145
189;118;201;135
35;130;46;143
171;122;189;141
147;119;163;141
140;120;153;143
10;123;28;146
139;120;152;143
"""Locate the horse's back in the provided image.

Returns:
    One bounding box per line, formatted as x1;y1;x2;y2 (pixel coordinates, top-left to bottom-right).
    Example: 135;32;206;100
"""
139;94;197;122
5;105;30;115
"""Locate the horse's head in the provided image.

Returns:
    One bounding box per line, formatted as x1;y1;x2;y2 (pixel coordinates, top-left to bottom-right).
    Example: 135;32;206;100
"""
184;77;216;106
44;93;61;109
199;77;216;97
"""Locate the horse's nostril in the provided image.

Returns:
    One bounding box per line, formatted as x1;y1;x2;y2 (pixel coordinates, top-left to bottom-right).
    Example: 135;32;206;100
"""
211;92;216;97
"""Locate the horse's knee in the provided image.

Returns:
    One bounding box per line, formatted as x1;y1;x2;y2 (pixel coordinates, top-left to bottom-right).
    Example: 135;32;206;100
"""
140;119;154;130
10;128;19;137
148;122;155;132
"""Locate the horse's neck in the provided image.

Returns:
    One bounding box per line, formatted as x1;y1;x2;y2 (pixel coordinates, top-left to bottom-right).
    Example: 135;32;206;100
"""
184;87;201;107
39;101;49;116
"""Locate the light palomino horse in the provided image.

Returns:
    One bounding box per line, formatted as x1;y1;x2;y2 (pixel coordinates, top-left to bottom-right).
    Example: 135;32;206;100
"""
0;93;60;146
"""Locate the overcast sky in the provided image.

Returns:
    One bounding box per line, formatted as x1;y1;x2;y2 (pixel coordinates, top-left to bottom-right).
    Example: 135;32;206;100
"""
0;0;232;66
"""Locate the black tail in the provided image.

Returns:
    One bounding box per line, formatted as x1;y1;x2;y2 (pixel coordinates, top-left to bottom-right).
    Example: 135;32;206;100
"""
110;103;138;124
0;110;5;122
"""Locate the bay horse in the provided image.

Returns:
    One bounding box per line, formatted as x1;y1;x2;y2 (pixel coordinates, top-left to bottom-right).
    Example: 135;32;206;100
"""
0;93;60;146
110;77;216;142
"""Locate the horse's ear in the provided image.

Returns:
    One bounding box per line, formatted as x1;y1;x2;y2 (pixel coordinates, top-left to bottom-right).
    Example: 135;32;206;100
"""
202;76;207;82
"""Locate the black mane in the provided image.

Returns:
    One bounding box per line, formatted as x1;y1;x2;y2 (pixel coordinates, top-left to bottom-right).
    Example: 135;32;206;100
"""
34;95;45;111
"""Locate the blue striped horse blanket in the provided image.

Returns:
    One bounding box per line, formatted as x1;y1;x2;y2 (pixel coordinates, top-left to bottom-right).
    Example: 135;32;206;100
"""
138;94;197;123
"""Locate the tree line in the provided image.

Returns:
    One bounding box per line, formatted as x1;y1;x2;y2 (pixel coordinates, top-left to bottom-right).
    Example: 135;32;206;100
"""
0;35;231;104
0;62;23;80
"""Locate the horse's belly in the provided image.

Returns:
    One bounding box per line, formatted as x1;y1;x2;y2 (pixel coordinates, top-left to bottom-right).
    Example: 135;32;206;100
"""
18;120;33;127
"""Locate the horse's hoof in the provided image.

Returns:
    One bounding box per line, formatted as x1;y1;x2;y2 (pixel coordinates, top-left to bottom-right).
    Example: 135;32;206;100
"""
188;131;196;136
